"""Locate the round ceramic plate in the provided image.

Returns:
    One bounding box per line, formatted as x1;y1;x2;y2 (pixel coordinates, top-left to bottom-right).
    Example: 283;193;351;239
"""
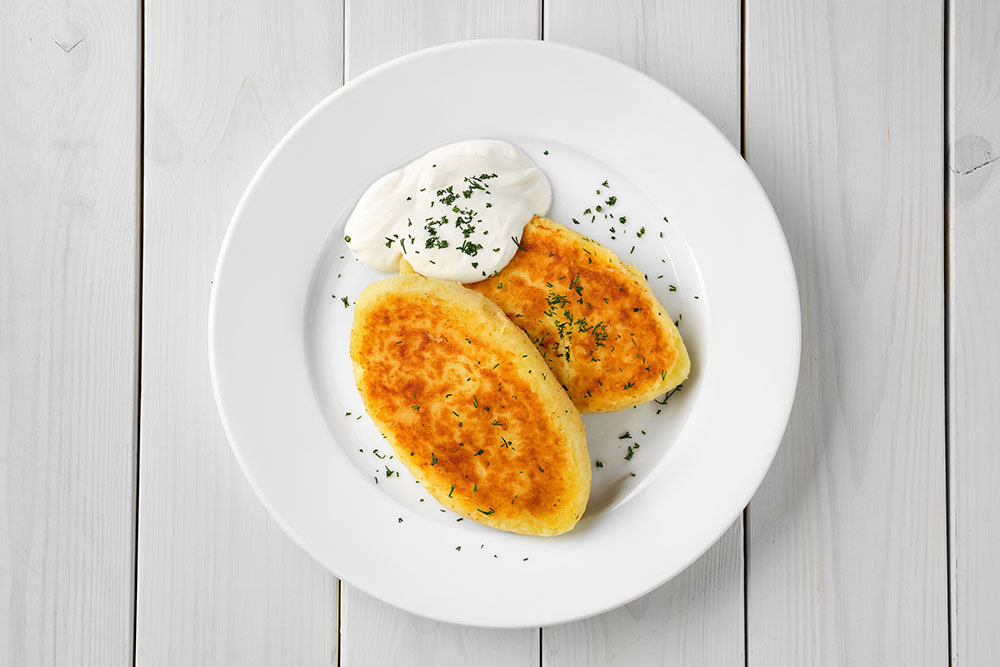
210;40;799;628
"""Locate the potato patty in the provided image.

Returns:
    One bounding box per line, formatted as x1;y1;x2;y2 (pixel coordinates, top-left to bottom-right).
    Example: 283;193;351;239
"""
466;216;690;413
350;273;590;536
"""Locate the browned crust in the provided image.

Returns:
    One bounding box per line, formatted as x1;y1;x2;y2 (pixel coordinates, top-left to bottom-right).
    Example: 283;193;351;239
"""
464;216;690;412
350;273;590;536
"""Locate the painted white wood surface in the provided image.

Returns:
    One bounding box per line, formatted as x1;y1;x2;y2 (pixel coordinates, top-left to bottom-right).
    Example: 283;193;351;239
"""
544;0;741;145
340;2;541;665
543;1;744;664
341;586;539;666
745;1;948;665
949;1;1000;663
345;0;540;80
6;0;987;663
0;1;138;665
135;2;342;665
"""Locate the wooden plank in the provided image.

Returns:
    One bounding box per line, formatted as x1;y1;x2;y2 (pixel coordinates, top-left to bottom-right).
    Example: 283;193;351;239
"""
341;586;539;666
0;1;138;665
135;2;342;664
340;2;541;663
544;0;741;146
948;1;1000;663
346;0;540;78
745;1;947;664
542;2;744;665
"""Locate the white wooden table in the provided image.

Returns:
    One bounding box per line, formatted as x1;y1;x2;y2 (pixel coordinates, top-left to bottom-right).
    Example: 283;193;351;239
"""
3;0;997;664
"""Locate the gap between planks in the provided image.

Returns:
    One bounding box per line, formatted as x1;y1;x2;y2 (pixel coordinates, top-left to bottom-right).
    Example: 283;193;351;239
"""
131;0;146;665
942;0;953;661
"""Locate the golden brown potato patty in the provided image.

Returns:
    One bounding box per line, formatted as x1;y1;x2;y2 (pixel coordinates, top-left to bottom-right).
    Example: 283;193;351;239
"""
350;273;590;536
464;216;690;412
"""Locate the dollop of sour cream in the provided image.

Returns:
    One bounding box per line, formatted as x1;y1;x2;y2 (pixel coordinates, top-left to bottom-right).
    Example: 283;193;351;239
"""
344;140;551;283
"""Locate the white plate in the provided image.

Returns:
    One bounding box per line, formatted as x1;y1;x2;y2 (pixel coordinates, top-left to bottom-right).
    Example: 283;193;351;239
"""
210;40;799;628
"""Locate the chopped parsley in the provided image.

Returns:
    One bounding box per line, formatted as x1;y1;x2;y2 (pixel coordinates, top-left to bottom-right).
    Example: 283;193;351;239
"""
654;384;683;405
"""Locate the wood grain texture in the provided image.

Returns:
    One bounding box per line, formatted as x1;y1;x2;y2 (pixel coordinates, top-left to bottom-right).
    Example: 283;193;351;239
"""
345;0;540;78
745;1;947;664
543;2;744;664
0;1;138;665
340;3;540;664
136;2;342;664
341;586;539;666
949;1;1000;663
544;0;741;147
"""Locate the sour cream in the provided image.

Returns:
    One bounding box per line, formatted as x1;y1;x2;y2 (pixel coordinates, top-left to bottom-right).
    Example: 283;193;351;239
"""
344;140;551;283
